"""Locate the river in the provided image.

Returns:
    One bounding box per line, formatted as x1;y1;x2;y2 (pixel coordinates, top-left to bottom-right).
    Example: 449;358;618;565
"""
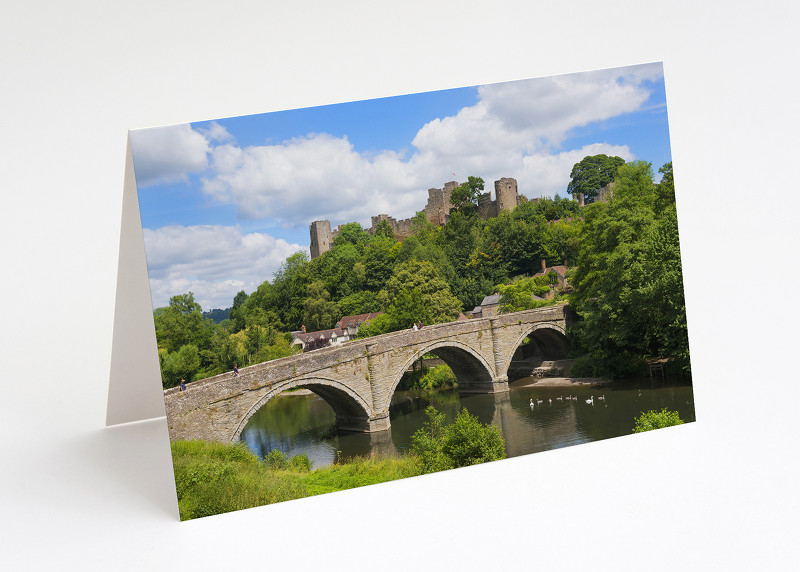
240;377;695;468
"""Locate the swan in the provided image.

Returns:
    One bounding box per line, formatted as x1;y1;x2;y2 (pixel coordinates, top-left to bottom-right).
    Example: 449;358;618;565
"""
557;395;563;401
530;399;535;407
536;398;544;405
548;398;552;404
598;395;605;401
586;396;594;405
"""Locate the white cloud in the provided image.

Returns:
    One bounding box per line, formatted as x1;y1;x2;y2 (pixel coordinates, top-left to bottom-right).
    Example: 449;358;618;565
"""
130;122;233;187
195;63;661;226
201;134;430;227
518;143;636;198
143;225;305;310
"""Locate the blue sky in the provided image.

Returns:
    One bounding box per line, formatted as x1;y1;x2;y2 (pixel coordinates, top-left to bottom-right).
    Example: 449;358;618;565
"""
131;62;672;311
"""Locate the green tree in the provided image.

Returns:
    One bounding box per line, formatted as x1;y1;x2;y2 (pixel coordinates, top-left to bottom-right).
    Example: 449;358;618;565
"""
410;406;506;474
302;281;341;332
153;292;205;353
374;219;395;239
228;290;249;333
655;161;675;216
409;406;451;474
633;408;685;433
160;344;201;388
363;236;397;292
271;251;311;330
570;160;689;378
567;154;625;203
442;408;506;468
496;276;553;312
336;290;379;316
449;176;485;215
332;222;371;251
379;260;462;325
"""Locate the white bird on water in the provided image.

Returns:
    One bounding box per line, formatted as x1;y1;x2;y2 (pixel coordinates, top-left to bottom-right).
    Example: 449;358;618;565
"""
598;395;605;401
557;395;563;401
586;396;594;405
537;398;544;405
530;399;535;407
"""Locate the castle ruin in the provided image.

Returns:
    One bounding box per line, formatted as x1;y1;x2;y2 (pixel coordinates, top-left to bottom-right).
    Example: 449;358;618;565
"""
309;177;525;258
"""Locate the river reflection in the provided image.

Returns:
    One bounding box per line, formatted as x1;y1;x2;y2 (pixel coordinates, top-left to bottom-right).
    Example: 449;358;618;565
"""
240;379;695;469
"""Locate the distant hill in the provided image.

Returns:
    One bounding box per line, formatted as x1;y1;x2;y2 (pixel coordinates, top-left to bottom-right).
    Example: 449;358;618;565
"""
203;307;230;324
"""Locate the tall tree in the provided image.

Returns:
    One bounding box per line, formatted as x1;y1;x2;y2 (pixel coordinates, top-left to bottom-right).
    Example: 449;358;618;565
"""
567;154;625;203
302;281;341;332
379;260;462;325
570;161;689;377
449;176;485;215
228;290;248;333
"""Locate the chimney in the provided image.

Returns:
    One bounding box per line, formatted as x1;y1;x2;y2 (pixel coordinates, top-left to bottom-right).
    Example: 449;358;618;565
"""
301;325;306;333
541;259;547;273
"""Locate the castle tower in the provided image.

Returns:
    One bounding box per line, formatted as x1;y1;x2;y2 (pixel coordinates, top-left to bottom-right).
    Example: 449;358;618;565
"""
309;220;332;259
477;192;494;218
424;180;460;225
494;177;519;214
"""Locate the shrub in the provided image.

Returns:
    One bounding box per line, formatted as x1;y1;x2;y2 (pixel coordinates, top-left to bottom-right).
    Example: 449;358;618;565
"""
410;406;506;474
289;453;312;472
633;408;685;433
264;449;289;469
442;408;506;468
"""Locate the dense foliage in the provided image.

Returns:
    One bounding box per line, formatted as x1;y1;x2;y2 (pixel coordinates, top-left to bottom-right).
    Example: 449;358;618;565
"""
632;408;685;433
153;159;690;387
567;154;625;203
410;406;506;473
569;160;690;378
171;440;419;520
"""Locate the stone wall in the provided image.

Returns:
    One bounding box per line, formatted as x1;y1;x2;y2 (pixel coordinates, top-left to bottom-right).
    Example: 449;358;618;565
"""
164;304;571;442
370;214;415;240
310;176;524;258
309;220;332;258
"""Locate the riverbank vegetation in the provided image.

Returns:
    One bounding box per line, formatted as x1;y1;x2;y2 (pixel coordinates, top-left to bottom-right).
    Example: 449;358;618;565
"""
153;155;689;387
632;408;685;433
171;440;420;520
172;403;504;520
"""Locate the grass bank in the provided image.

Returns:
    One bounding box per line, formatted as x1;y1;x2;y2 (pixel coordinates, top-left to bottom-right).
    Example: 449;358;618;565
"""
171;440;421;520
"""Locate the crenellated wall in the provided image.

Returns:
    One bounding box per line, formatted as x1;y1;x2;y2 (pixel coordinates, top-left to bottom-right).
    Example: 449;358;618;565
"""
310;177;525;258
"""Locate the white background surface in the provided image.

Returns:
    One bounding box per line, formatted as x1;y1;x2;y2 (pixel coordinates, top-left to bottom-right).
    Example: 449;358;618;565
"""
1;1;798;570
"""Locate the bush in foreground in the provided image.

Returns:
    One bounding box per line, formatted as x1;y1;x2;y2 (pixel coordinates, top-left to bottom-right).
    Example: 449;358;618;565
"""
410;406;506;474
633;408;685;433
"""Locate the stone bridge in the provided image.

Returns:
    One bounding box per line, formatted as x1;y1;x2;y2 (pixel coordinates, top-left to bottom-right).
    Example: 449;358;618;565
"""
164;304;572;443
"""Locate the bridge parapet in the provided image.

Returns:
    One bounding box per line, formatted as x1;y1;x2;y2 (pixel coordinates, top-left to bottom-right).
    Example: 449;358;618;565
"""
163;304;571;442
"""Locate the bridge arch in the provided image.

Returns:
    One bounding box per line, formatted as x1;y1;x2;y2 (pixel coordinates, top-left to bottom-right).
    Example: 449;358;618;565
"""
504;322;570;373
232;376;374;442
380;339;496;412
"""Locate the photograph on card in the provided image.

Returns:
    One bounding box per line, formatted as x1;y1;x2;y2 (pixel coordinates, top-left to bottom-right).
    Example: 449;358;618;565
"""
130;61;695;520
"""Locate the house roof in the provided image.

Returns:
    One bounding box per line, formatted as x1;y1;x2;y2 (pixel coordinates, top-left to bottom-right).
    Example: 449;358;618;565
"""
292;327;348;344
532;265;568;278
480;293;502;306
335;312;383;329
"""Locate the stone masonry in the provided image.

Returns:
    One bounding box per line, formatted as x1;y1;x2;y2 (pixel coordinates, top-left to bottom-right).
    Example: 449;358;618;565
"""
309;176;524;258
163;304;571;443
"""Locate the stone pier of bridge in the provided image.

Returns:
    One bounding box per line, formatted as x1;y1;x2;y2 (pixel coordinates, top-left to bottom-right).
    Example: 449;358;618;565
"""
163;304;572;443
